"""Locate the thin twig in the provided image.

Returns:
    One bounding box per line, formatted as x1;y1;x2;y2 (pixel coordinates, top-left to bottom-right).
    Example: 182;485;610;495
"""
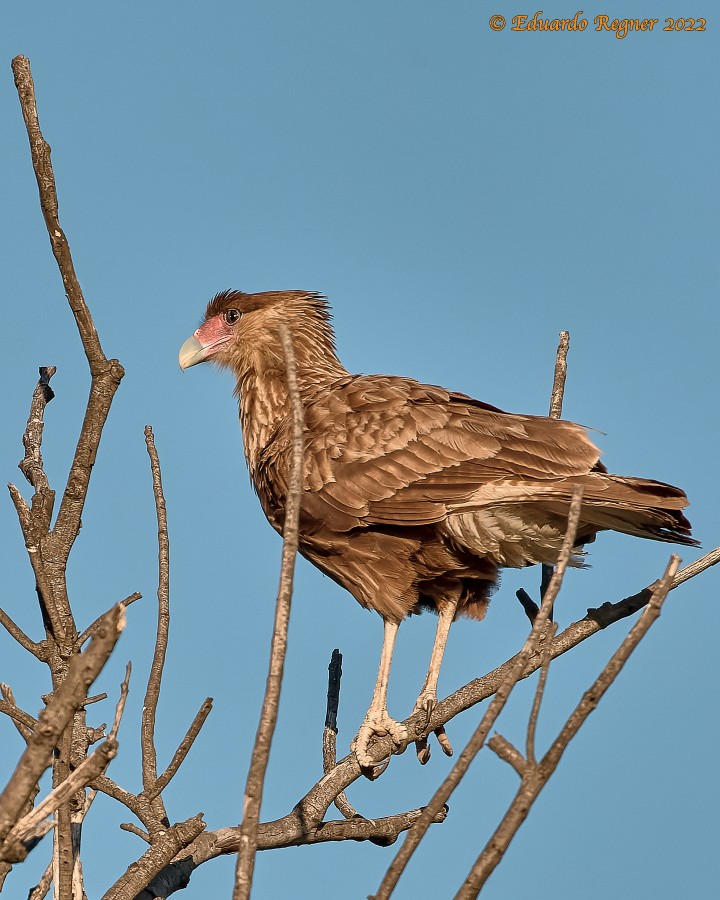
321;650;357;818
120;823;150;843
145;698;213;801
78;593;141;647
141;426;171;830
11;57;105;371
110;663;132;740
0;608;43;658
18;366;57;532
0;684;37;739
233;325;305;899
487;735;525;776
525;622;558;765
89;776;148;824
548;331;570;419
541;331;570;600
370;489;584;900
456;556;680;897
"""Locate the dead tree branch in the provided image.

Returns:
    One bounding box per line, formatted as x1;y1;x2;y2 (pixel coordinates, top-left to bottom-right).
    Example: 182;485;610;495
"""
322;649;358;819
548;331;570;419
0;604;124;860
541;330;570;599
458;556;680;896
0;685;37;740
141;426;172;833
100;815;206;900
145;698;214;802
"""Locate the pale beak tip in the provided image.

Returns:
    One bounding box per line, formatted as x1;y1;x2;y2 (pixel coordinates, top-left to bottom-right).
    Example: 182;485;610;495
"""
178;334;205;371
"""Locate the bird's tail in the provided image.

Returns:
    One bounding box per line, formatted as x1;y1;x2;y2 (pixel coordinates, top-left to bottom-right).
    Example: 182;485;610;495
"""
572;473;698;547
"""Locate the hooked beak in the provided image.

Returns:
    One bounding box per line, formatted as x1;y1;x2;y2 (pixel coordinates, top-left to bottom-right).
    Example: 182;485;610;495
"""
178;334;208;370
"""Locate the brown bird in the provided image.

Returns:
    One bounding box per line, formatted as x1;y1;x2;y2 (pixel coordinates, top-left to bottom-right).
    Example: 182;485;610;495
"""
179;290;696;768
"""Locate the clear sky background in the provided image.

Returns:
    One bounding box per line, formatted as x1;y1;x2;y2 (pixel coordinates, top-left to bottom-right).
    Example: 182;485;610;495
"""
1;2;717;898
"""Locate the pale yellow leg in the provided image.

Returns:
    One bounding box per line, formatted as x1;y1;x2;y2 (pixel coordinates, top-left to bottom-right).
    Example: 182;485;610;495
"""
414;597;459;763
353;618;409;769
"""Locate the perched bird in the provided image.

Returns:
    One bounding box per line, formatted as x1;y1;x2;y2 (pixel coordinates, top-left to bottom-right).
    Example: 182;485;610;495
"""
179;290;696;768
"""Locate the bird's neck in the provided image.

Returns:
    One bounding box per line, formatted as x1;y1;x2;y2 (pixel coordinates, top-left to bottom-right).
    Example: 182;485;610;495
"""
236;328;348;479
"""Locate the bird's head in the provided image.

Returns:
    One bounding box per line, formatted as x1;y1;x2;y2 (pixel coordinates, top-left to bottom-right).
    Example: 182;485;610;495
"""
179;289;340;381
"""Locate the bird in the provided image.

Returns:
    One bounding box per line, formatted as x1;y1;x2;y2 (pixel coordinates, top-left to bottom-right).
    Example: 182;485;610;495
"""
179;290;696;768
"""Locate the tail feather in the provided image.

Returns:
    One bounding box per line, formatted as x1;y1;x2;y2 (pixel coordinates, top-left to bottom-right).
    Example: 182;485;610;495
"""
574;473;698;547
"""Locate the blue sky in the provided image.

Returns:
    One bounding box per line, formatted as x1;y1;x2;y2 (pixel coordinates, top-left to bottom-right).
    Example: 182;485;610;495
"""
1;2;717;897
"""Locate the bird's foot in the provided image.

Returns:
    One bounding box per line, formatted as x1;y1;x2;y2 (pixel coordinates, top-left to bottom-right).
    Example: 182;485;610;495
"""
352;712;409;771
412;692;453;764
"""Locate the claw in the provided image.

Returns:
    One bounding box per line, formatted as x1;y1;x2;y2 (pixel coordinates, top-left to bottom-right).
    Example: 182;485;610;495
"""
434;725;453;757
353;712;409;770
415;736;431;765
413;691;438;730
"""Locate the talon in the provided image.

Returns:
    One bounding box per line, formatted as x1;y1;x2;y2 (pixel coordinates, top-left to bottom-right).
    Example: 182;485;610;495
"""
415;737;431;765
434;725;453;757
353;713;408;769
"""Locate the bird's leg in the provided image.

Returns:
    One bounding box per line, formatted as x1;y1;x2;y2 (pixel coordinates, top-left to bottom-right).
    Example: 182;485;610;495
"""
414;596;459;764
352;618;409;770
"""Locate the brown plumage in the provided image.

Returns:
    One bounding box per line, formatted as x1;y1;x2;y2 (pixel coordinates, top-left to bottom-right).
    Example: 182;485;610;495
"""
179;290;696;766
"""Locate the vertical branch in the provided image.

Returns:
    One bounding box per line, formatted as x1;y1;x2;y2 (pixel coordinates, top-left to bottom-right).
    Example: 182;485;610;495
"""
322;650;357;818
11;54;124;567
11;57;105;372
541;330;571;599
141;427;171;830
548;331;570;420
233;325;305;899
18;366;56;530
12;56;127;895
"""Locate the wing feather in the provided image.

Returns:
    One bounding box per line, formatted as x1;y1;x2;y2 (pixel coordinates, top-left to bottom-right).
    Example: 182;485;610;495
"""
302;375;602;529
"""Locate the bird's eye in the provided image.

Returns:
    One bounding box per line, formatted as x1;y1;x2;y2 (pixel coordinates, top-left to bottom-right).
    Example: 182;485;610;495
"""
224;309;241;326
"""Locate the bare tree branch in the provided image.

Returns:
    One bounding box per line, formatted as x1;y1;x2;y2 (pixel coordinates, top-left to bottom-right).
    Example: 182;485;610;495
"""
79;593;141;647
525;622;557;766
18;366;56;531
100;814;206;900
145;698;213;802
548;331;570;419
541;330;570;599
5;740;117;862
0;684;38;738
234;324;305;899
322;649;358;819
456;555;681;897
12;53;124;578
120;823;150;843
0;604;125;857
0;608;43;659
141;426;171;832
